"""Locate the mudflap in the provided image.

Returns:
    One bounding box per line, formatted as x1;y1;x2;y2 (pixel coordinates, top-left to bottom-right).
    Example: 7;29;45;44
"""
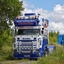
47;45;56;54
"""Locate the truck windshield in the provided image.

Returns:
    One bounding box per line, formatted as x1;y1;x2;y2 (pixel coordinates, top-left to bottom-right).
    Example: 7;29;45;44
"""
17;29;40;35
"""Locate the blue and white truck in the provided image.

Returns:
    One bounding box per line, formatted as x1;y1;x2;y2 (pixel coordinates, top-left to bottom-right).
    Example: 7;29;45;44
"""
13;13;55;59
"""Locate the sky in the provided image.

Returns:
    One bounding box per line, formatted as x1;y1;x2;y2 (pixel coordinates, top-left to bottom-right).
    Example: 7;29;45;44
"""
23;0;64;11
20;0;64;34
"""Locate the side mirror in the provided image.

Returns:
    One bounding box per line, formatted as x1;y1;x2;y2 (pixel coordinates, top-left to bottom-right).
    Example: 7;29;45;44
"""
41;31;44;34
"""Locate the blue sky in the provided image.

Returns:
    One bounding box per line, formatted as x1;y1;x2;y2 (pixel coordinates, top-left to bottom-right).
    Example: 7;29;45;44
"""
25;0;64;11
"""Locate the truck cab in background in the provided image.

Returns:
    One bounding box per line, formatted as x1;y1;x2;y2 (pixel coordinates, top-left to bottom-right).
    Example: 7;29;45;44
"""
58;34;64;46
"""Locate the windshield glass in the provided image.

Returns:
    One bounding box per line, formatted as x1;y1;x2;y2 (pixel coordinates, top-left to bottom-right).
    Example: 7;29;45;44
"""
17;29;40;35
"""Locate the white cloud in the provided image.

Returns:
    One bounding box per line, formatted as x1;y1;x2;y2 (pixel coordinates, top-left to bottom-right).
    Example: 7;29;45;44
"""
22;2;64;34
54;4;62;12
22;8;33;14
49;22;64;34
49;4;64;24
23;1;35;9
34;8;49;19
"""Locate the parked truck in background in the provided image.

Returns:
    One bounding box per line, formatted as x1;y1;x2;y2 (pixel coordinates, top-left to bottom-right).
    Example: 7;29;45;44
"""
58;34;64;46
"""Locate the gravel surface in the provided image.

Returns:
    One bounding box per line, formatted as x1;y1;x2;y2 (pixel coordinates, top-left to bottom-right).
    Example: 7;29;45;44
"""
18;62;30;64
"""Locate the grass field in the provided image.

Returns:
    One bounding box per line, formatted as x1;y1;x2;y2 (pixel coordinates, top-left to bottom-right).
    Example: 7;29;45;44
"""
0;32;64;64
37;45;64;64
0;45;64;64
0;59;37;64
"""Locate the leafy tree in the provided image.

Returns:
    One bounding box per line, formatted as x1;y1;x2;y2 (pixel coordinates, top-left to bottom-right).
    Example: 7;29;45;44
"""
0;0;24;30
0;0;24;60
0;29;13;49
49;31;59;44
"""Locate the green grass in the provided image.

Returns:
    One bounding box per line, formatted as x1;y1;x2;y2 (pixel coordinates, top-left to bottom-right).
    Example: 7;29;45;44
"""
37;45;64;64
0;32;64;64
1;45;63;64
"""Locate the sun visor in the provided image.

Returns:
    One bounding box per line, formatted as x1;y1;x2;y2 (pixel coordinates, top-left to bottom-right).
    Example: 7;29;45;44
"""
14;19;39;26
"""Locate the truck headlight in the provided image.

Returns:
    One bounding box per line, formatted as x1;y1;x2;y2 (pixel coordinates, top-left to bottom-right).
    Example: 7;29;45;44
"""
38;38;41;44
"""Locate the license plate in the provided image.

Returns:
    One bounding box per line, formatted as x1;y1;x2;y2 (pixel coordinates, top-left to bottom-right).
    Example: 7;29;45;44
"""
24;55;30;57
22;51;31;53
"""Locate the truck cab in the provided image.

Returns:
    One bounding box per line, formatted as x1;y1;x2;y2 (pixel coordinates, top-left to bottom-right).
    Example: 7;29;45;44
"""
13;13;49;59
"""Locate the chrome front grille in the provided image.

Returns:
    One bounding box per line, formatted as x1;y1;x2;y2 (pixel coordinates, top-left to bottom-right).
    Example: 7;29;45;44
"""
21;46;32;50
21;42;33;53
